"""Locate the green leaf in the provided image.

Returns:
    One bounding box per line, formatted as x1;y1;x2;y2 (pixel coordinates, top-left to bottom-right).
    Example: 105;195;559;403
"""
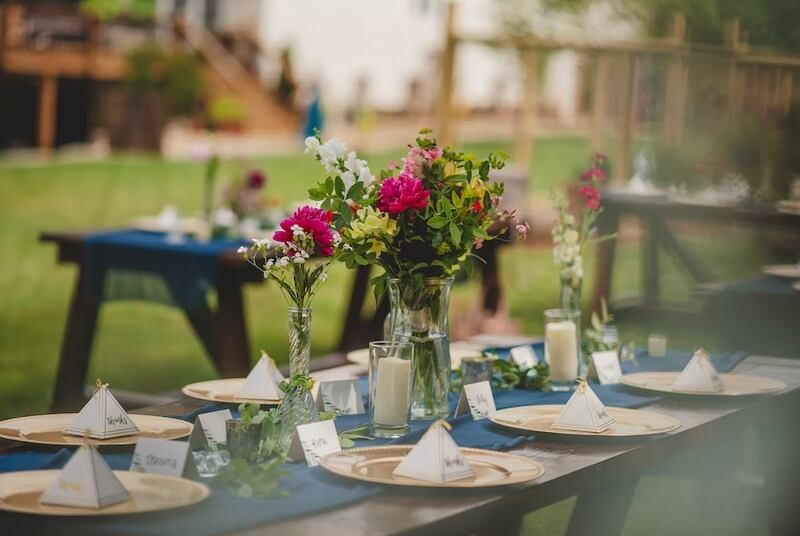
428;216;449;229
449;221;462;244
346;181;363;200
334;176;345;195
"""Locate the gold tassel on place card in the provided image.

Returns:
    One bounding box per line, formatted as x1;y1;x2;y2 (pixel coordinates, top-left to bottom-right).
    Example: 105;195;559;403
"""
433;419;452;431
576;377;588;393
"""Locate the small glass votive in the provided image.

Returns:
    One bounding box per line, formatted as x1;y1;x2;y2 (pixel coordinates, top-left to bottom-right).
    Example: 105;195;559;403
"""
368;341;414;438
544;309;581;391
461;355;494;385
648;334;667;357
226;419;263;462
192;449;231;478
601;325;619;350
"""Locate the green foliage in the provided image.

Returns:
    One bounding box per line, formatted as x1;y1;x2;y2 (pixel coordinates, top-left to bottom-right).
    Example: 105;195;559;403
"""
279;374;316;395
337;423;374;448
582;298;615;363
451;354;550;392
125;47;204;115
215;457;288;498
207;96;247;126
80;0;155;21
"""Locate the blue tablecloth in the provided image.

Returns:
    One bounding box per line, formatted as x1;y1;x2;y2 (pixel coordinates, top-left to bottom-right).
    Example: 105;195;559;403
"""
84;230;247;310
0;347;749;534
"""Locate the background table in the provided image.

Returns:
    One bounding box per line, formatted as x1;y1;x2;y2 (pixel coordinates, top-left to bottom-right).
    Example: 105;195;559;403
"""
591;192;800;322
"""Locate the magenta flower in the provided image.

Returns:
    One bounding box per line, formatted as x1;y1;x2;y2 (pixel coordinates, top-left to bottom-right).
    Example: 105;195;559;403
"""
579;185;601;210
273;205;336;256
247;169;266;189
377;173;431;215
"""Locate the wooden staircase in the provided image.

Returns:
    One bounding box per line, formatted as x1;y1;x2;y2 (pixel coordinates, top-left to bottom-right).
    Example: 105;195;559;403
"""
180;22;298;134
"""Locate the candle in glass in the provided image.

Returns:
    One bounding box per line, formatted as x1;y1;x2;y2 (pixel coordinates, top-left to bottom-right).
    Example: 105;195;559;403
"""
544;309;581;391
369;341;414;438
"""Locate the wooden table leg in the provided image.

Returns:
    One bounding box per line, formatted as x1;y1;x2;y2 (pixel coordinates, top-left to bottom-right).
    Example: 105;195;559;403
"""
591;206;620;315
215;268;253;377
564;474;638;536
51;266;104;411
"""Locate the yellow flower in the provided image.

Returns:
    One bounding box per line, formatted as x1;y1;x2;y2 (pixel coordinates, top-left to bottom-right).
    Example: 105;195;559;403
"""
349;207;397;241
367;239;387;257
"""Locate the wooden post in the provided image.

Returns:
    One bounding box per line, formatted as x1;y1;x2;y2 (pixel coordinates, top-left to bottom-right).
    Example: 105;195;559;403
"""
38;75;58;155
436;1;456;146
591;54;609;153
661;13;687;146
614;53;636;184
514;48;538;170
726;19;742;121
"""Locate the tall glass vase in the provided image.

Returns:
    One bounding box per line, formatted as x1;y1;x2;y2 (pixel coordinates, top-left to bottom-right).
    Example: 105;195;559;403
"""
287;307;312;376
386;277;452;419
560;274;582;311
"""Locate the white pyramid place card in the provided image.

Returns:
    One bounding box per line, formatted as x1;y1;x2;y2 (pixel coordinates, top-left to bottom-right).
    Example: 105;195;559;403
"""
393;420;474;483
40;444;130;509
551;379;616;433
236;352;284;400
189;409;232;450
672;349;722;393
287;420;341;467
454;381;496;420
65;380;139;440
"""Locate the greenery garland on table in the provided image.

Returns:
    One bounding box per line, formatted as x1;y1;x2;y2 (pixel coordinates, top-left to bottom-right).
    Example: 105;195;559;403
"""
451;353;550;393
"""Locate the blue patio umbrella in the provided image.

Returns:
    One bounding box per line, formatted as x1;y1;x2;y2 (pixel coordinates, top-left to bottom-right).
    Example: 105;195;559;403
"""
302;88;324;138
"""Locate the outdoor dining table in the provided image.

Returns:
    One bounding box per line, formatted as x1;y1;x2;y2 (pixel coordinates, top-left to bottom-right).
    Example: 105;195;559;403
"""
591;191;800;319
2;355;798;535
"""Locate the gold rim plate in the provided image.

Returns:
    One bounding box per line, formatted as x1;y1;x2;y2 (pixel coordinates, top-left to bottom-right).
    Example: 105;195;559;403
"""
621;372;787;396
345;346;481;370
319;445;544;488
182;378;282;405
0;414;192;446
0;470;209;516
490;405;681;437
762;264;800;279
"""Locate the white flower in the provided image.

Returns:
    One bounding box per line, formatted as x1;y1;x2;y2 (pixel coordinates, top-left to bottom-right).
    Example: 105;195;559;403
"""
237;246;248;254
292;255;306;264
304;136;321;155
251;238;270;248
319;272;328;282
341;171;356;190
358;165;375;187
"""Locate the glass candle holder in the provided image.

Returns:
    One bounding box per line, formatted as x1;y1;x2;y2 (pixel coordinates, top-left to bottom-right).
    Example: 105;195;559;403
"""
369;341;414;438
226;419;263;463
544;309;581;391
648;334;668;357
461;355;494;385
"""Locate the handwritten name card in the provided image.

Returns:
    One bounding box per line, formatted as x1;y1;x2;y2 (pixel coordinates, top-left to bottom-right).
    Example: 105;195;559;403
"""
287;420;341;467
591;350;622;385
454;381;496;420
189;409;232;450
130;437;196;478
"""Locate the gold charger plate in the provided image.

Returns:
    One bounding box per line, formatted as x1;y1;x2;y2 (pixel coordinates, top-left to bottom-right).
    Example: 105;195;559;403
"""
762;264;800;279
319;445;544;488
490;405;680;438
345;345;481;370
182;378;282;405
621;372;787;396
0;414;192;447
0;470;209;516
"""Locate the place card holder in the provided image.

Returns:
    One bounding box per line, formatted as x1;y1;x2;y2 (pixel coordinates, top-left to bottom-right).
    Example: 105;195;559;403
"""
315;379;365;416
454;381;496;420
130;437;198;479
287;420;341;467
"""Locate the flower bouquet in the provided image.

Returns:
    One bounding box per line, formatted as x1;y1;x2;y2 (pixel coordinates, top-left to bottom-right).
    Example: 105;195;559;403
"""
551;152;611;310
307;129;524;418
240;205;340;376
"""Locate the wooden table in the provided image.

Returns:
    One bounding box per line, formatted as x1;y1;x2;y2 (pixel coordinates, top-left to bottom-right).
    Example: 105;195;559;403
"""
118;356;799;536
41;231;264;412
591;192;800;319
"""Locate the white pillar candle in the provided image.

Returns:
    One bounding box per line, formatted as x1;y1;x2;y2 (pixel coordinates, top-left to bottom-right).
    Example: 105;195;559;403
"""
373;356;411;426
546;320;578;382
648;334;667;357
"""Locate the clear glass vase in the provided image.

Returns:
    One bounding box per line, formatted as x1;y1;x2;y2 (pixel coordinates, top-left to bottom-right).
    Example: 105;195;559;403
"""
277;387;319;455
560;274;582;311
386;277;452;420
287;307;312;376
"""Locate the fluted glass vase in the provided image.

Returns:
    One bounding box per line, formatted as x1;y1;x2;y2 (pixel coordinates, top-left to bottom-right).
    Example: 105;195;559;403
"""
277;387;319;454
560;274;582;311
386;277;452;419
287;307;312;376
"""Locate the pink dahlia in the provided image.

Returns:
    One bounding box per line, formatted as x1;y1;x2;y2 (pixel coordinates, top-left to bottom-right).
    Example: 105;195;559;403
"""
402;146;443;176
273;205;336;256
377;173;431;215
